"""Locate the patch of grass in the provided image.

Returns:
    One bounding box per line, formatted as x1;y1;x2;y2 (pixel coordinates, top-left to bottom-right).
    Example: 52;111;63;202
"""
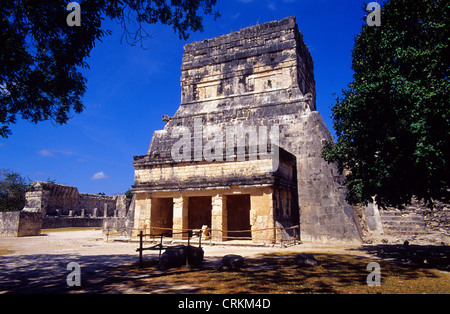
84;252;450;294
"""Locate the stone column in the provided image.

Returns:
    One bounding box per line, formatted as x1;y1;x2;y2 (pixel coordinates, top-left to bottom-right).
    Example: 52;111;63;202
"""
250;188;275;244
115;195;127;218
172;196;188;240
364;198;384;235
104;204;108;218
133;193;151;236
211;194;227;242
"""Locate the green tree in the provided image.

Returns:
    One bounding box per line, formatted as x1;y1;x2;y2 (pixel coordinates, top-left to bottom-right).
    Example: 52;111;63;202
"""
322;0;449;208
0;169;30;212
124;189;133;198
0;0;220;138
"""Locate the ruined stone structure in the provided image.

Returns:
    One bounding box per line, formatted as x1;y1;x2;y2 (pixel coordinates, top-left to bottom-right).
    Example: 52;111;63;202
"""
132;17;362;244
0;181;134;237
23;181;128;218
362;198;450;244
20;181;131;232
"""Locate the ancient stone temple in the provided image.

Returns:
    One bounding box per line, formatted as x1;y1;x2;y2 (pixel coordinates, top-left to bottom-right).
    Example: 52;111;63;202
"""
132;16;362;244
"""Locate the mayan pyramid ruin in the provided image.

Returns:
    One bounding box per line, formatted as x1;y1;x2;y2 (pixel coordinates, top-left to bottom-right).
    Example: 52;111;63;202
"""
131;16;362;244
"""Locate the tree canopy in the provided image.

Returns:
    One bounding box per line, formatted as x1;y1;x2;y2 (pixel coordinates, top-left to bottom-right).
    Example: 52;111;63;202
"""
322;0;449;208
0;169;30;212
0;0;220;138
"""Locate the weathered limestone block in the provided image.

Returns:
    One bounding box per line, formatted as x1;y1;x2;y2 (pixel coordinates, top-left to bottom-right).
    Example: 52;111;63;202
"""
219;255;245;271
0;212;21;237
17;212;42;237
295;254;319;267
159;245;204;270
0;211;42;237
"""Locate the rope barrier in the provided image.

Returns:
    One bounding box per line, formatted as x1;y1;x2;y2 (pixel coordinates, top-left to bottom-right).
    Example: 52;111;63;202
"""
105;225;299;246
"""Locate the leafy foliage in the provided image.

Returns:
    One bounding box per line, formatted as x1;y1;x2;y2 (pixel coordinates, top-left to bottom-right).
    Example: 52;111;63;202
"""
124;189;133;198
0;169;30;212
0;0;220;137
322;0;450;208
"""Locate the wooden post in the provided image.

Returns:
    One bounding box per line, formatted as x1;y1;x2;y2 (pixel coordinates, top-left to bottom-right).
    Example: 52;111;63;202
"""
139;231;143;268
294;227;297;245
159;234;163;260
186;230;192;267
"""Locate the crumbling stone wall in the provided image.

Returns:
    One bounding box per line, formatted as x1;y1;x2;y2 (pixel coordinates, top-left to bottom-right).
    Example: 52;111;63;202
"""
23;181;123;218
381;198;450;241
355;196;450;244
76;193;119;217
10;181;133;232
103;195;136;235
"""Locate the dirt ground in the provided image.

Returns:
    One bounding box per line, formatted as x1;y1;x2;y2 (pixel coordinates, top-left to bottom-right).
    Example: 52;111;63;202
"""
0;229;449;294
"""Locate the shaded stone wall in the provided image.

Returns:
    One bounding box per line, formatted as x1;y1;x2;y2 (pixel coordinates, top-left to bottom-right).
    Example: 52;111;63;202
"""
41;217;103;229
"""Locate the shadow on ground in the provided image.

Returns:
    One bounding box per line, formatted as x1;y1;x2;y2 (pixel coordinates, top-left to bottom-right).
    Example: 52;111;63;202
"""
75;252;449;294
1;245;449;294
353;244;450;271
0;253;137;294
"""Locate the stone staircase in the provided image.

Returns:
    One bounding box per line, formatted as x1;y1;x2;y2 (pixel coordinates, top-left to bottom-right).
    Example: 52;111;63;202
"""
380;210;429;236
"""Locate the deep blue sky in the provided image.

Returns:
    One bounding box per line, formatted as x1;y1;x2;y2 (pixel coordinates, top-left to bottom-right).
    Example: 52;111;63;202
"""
0;0;369;195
